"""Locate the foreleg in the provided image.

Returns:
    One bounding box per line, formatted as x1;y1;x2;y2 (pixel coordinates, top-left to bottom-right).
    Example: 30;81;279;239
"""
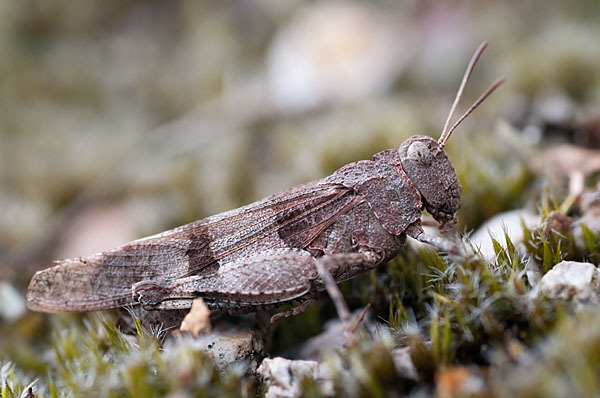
406;223;461;254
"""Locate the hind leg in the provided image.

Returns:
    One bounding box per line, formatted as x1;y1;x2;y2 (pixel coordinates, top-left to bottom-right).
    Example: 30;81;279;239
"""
132;249;318;311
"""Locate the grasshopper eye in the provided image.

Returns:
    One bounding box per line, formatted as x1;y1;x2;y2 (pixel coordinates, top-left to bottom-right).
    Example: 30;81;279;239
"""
406;141;433;166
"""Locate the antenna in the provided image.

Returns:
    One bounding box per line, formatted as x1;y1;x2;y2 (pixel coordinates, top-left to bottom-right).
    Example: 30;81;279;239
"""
438;41;505;149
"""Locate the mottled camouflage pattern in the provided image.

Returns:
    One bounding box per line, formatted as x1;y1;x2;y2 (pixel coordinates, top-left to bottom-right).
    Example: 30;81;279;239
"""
26;141;461;314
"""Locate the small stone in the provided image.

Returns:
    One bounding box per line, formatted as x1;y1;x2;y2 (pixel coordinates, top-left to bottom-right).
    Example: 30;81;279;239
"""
199;322;264;370
540;261;600;303
179;298;211;337
258;357;334;398
163;314;267;372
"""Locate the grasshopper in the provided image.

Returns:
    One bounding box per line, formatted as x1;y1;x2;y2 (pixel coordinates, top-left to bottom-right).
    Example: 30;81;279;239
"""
26;42;504;323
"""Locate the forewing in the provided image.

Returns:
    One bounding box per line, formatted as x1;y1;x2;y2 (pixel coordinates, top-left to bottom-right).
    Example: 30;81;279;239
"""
26;239;203;312
26;181;357;312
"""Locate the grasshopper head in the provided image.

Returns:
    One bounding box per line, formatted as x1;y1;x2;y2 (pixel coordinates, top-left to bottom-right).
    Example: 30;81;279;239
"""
396;41;505;231
399;135;461;231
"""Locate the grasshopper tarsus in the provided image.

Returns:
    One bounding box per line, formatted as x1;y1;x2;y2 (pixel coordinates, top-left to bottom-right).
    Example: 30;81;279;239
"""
269;299;313;324
410;229;462;255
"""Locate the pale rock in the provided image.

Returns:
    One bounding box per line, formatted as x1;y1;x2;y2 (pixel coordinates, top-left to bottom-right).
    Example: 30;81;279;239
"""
0;281;26;322
166;316;266;372
258;357;334;398
540;261;600;303
200;324;264;370
470;209;540;262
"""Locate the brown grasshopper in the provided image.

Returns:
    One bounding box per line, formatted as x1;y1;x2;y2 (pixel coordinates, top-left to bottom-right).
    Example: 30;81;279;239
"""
26;42;504;322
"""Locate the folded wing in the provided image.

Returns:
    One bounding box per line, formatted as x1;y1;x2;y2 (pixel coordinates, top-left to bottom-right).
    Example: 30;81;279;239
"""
26;181;359;312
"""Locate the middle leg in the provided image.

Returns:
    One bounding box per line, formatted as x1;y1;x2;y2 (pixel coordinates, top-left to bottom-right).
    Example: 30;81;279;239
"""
314;251;381;324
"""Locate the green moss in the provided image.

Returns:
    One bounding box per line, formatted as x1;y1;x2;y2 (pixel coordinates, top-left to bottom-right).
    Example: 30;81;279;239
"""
1;313;251;397
487;311;600;397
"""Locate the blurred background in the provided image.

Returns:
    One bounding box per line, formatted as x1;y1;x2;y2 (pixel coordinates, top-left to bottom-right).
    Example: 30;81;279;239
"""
1;0;599;364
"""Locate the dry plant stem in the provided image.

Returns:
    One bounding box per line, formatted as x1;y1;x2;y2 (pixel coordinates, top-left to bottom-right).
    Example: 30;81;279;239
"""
348;303;371;334
342;304;372;347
